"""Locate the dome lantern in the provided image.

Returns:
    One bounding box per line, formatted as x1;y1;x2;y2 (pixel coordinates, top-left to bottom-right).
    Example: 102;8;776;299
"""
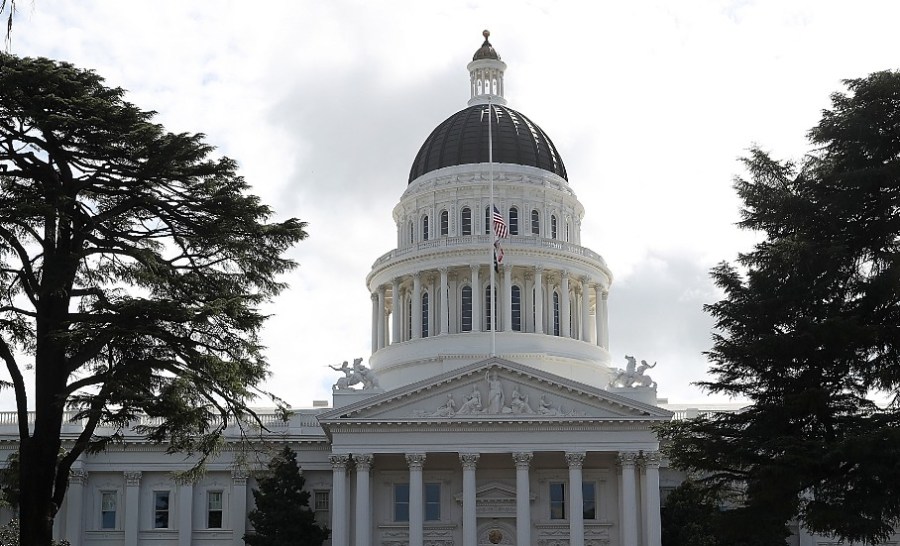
467;30;507;106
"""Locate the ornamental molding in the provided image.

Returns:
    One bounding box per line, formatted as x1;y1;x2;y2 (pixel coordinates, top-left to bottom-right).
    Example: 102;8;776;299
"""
69;468;88;485
405;453;427;469
123;471;142;486
329;454;350;470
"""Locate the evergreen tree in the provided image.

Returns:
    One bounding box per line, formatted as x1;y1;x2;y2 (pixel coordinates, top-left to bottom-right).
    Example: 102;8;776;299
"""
661;70;900;543
660;481;721;546
245;446;330;546
0;53;307;545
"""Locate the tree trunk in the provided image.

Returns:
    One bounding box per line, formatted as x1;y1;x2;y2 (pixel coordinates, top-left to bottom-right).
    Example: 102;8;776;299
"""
19;436;60;546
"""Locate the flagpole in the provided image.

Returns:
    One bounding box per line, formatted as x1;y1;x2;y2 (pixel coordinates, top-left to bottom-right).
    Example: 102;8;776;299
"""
488;97;496;358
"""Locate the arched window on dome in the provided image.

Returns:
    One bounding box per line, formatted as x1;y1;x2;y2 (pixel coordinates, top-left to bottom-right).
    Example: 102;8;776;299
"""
406;296;412;341
476;80;483;95
552;291;561;336
422;215;429;241
551;215;558;240
440;210;449;236
491;78;498;95
421;291;429;338
565;219;570;242
461;285;473;332
511;285;522;332
408;221;415;245
484;284;496;331
484;206;491;235
509;207;519;236
461;207;472;236
531;210;540;236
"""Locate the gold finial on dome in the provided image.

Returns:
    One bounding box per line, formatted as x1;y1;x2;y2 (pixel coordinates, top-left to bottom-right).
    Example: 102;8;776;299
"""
473;29;500;61
483;29;490;39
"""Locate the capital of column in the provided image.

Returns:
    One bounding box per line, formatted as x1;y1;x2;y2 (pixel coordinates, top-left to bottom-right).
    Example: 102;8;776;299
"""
69;468;88;485
406;453;427;469
231;466;250;485
329;454;351;470
534;266;543;276
370;292;378;302
512;452;533;469
354;453;374;471
561;270;569;280
600;289;609;301
641;450;662;469
459;453;480;470
565;452;586;469
616;451;640;468
470;264;480;274
124;471;142;487
439;267;449;275
580;275;591;284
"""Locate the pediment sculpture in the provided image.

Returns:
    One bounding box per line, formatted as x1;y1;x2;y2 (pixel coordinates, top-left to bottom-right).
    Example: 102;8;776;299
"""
329;357;379;391
609;355;657;389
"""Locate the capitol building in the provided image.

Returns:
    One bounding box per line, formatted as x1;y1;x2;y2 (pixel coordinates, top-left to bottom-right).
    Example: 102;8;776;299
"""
0;32;887;546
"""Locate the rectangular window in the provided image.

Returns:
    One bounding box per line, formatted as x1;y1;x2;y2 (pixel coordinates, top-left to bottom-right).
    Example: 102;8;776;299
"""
100;491;116;530
314;490;330;512
207;490;223;529
394;483;410;522
425;483;441;521
153;491;170;529
582;481;597;520
549;482;566;520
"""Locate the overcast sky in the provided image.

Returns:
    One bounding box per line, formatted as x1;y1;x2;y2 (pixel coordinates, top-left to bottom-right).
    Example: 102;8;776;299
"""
5;0;900;409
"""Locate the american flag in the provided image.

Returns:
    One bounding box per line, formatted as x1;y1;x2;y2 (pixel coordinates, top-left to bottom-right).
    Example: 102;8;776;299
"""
492;206;508;239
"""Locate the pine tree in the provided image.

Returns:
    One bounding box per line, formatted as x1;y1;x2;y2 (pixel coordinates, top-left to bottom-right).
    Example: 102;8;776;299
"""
245;446;330;546
661;70;900;544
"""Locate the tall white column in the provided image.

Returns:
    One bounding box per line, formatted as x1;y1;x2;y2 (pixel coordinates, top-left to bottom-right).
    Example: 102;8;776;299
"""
560;271;571;338
231;468;249;546
513;453;532;546
123;471;142;546
376;286;386;350
391;278;402;344
330;455;350;546
66;468;87;546
412;273;422;339
371;293;379;353
471;265;481;332
503;265;512;332
406;453;426;546
460;453;479;546
354;454;373;546
618;452;639;546
598;288;609;349
566;452;585;546
533;268;544;334
643;452;662;546
439;268;449;335
178;482;193;546
580;277;591;342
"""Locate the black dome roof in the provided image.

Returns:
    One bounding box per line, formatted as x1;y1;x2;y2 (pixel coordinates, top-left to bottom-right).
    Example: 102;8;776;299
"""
408;104;568;184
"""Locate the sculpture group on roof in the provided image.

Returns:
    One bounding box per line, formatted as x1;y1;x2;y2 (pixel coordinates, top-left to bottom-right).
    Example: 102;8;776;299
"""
329;358;379;391
609;355;657;389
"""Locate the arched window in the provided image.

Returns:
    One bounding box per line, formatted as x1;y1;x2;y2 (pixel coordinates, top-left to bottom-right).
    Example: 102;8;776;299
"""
461;286;473;332
484;284;496;331
565;219;570;242
551;215;558;239
409;221;415;244
440;210;449;236
461;207;472;236
552;291;560;336
422;216;429;241
509;207;519;236
511;285;522;332
422;292;429;338
406;296;412;341
484;206;491;235
531;209;540;235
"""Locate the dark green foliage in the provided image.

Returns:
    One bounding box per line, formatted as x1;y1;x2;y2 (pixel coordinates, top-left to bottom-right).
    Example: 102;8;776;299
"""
245;446;330;546
0;53;307;545
660;70;900;544
661;481;722;546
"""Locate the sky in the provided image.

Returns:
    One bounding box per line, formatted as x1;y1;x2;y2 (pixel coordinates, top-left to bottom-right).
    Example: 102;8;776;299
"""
4;0;900;409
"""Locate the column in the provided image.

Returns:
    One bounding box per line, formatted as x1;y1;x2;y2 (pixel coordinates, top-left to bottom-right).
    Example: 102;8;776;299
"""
123;471;142;546
503;265;512;332
406;453;426;546
513;453;532;546
391;278;401;344
597;288;609;349
460;453;479;546
178;482;193;546
330;455;350;546
560;271;570;338
354;454;374;546
580;277;591;342
66;468;87;546
643;452;662;546
231;468;249;546
376;286;386;350
471;265;481;332
371;293;379;353
533;268;544;334
566;452;585;546
618;452;639;546
439;268;449;335
412;274;422;339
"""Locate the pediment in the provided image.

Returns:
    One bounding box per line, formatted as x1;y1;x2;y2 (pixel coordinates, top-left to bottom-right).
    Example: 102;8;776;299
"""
317;358;672;424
